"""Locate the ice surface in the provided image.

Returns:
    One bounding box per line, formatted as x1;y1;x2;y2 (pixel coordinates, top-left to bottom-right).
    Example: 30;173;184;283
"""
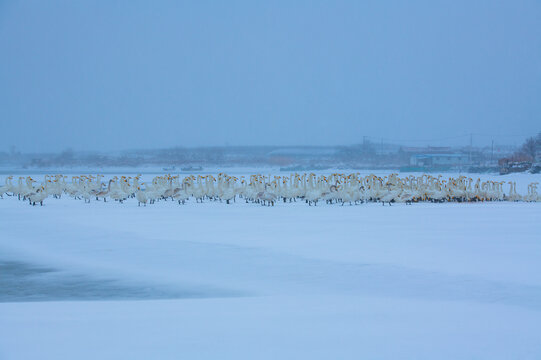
0;171;540;359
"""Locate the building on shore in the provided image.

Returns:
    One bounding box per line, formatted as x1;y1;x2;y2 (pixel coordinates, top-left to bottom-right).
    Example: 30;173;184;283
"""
410;153;470;167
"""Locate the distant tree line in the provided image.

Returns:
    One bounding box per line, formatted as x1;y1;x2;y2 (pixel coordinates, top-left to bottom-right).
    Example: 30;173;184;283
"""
514;132;540;161
0;140;532;168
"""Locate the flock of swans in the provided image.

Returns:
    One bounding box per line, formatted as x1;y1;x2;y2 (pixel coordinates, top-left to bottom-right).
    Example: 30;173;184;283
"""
0;173;539;207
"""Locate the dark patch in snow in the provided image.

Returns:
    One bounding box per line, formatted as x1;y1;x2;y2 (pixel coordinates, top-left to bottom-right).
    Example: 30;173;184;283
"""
0;260;240;302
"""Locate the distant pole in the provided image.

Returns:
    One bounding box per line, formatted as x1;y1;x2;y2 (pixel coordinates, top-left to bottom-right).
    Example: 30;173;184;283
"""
491;140;494;163
469;133;473;163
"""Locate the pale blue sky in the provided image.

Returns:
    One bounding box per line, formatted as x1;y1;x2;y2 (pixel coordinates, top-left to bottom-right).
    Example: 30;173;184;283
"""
1;0;539;152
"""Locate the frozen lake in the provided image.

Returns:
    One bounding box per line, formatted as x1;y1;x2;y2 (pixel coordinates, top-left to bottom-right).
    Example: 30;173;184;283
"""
0;171;540;359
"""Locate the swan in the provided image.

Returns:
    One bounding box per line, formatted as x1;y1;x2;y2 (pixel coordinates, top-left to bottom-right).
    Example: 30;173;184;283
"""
380;184;402;206
28;185;48;206
162;176;182;200
243;180;259;203
6;172;538;207
336;183;353;205
219;178;237;204
135;186;148;206
79;177;95;203
192;176;207;202
304;175;323;206
525;182;539;202
47;177;64;199
95;179;113;202
0;176;14;198
172;187;190;204
18;177;37;200
395;184;416;205
506;181;522;201
257;183;277;206
142;179;162;204
109;180;128;203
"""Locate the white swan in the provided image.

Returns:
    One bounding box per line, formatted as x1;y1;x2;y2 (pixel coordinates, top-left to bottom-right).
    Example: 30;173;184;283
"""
3;172;538;207
135;186;148;206
28;185;48;206
0;176;14;198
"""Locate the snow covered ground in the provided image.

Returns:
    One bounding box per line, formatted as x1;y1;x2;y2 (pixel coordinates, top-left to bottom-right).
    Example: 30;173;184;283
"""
0;171;540;359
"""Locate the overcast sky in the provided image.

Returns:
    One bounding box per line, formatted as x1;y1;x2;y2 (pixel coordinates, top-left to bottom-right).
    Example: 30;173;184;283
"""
0;0;539;152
